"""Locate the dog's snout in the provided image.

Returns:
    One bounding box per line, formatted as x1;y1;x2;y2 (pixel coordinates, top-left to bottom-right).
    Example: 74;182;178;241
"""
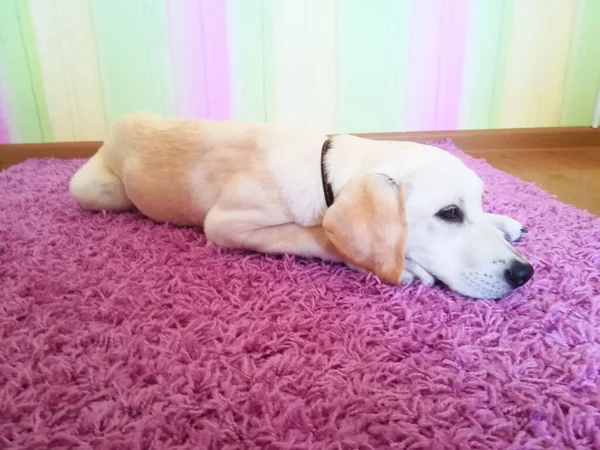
504;260;534;289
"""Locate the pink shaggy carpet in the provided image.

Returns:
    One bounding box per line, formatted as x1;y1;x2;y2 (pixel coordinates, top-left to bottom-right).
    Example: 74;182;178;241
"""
1;141;600;449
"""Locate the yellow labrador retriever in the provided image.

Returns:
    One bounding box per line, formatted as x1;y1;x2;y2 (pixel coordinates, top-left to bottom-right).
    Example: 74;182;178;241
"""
70;112;533;299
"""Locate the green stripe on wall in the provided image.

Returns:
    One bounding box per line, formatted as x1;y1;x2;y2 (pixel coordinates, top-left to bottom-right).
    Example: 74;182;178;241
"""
459;1;508;129
338;0;411;133
488;0;513;129
228;0;275;123
262;0;275;124
562;0;600;126
91;0;174;125
0;0;52;142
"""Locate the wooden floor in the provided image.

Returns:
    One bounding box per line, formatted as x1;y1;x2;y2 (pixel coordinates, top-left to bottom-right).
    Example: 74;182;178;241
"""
466;147;600;216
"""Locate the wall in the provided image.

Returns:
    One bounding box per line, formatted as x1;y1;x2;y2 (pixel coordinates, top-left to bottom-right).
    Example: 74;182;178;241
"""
0;0;599;144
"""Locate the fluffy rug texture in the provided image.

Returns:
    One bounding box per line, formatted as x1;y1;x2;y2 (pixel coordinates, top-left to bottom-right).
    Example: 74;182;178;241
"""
1;141;599;450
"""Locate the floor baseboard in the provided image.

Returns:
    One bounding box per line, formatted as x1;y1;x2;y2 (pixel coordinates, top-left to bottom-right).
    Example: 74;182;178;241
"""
2;127;599;170
1;141;102;171
357;127;600;150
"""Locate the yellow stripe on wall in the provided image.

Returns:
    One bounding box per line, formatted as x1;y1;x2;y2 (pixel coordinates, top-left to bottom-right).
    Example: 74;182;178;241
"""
500;0;544;128
500;0;577;128
28;0;107;141
528;0;577;127
272;0;338;133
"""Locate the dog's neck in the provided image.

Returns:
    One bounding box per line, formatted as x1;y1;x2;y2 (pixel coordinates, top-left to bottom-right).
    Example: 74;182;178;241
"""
324;135;391;201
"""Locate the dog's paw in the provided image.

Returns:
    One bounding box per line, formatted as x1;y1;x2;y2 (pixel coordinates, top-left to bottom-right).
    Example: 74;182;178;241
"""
400;260;436;286
487;213;527;242
399;270;416;284
502;219;527;242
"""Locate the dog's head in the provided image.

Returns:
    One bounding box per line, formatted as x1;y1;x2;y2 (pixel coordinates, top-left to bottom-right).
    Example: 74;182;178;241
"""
322;139;533;299
400;160;533;299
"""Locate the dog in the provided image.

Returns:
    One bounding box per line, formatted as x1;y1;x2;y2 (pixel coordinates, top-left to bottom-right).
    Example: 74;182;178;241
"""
69;112;533;299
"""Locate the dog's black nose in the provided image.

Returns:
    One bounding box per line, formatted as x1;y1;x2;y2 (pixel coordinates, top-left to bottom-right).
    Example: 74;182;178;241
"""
505;260;534;288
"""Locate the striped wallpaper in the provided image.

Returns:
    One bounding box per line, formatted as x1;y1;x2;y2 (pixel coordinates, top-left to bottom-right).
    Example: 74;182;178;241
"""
0;0;599;144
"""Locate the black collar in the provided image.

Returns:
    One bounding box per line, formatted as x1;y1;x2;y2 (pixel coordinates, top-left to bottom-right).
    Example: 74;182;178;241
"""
320;138;335;207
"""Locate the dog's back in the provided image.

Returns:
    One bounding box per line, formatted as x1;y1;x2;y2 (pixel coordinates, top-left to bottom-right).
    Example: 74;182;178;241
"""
69;113;326;227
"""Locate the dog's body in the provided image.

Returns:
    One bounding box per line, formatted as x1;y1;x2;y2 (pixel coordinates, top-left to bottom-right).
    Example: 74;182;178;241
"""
70;112;533;299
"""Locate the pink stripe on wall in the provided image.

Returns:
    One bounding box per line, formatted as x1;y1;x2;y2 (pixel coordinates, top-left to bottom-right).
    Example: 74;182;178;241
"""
404;1;442;131
199;1;230;120
403;0;468;131
434;0;468;130
167;1;208;118
167;0;230;120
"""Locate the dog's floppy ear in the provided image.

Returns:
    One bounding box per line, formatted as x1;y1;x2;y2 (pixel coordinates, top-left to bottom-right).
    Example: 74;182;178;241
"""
322;174;407;284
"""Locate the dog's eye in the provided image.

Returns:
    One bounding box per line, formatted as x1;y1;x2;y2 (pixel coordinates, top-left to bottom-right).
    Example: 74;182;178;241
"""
436;205;463;222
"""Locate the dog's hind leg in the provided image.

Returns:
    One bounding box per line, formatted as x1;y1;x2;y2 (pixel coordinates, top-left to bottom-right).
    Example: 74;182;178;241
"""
69;151;133;212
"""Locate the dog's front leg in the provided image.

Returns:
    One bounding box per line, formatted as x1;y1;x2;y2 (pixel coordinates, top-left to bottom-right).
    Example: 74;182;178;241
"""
204;207;343;261
486;213;527;242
